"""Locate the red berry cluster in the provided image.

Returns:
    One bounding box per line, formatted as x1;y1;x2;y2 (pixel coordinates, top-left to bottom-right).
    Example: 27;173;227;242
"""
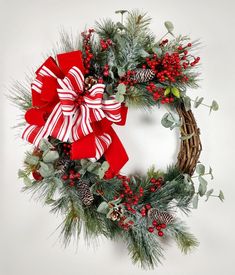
149;177;163;192
146;83;174;104
115;174;144;214
118;216;134;231
148;220;167;237
100;38;113;51
140;203;152;217
103;64;109;77
81;29;94;75
118;70;138;87
62;143;71;156
145;42;200;84
61;169;81;187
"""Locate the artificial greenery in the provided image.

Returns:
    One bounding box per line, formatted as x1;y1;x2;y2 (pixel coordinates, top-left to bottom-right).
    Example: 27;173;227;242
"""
12;9;223;269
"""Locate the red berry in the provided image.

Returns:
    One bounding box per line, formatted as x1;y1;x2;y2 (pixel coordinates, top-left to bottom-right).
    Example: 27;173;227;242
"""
150;186;156;192
152;220;158;226
158;231;164;237
150;178;157;183
156;225;162;231
145;204;151;210
148;227;154;233
187;43;192;47
69;181;75;187
32;171;43;181
161;223;167;229
62;174;68;180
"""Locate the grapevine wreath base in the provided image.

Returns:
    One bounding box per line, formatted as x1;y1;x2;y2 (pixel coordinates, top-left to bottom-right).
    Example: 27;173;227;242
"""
12;10;222;269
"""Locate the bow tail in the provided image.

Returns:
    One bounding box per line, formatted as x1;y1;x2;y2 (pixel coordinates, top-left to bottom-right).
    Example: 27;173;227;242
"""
22;103;73;146
104;127;129;175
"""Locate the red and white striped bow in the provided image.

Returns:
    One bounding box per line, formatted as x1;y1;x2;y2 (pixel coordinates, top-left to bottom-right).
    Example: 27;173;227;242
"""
22;51;129;174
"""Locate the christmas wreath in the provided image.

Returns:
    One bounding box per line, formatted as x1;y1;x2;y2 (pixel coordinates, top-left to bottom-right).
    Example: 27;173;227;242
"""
11;10;223;269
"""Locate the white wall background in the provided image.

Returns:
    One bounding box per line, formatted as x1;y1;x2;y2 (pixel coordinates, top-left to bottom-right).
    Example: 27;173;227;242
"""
0;0;234;274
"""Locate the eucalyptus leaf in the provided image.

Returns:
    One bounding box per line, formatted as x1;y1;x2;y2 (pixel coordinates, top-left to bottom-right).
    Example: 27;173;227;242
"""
171;87;180;98
53;177;63;188
180;133;195;140
210;100;219;112
152;47;162;56
87;162;100;173
161;113;174;128
115;92;125;103
192;194;199;209
209;166;214;180
117;83;126;94
18;169;28;178
198;176;208;196
218;190;225;202
164;21;174;34
97;202;110;214
25;155;40;166
39;162;54;178
205;189;214;202
23;176;33;187
39;139;54;151
139;49;150;58
117;67;126;77
183;96;192;111
101;161;110;171
196;164;205;175
43;150;59;163
194;97;204;108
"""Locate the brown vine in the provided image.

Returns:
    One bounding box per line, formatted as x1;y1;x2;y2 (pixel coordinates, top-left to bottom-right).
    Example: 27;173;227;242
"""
176;104;202;176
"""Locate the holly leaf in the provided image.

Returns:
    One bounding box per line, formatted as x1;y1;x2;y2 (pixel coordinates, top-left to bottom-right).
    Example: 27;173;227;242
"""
196;164;205;175
97;202;109;214
43;150;59;163
164;21;174;34
192;194;199;209
171;87;180;98
164;87;171;96
198;176;208;196
218;190;225;202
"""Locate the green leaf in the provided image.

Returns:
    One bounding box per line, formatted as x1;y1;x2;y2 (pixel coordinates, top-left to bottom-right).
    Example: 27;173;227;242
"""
209;166;214;180
115;92;125;103
43;150;59;163
180;133;195;141
161;113;174;128
194;97;204;108
117;67;126;77
198;176;208;196
210;100;219;112
101;161;109;171
171;87;180;98
164;87;171;96
39;139;54;151
87;162;100;173
218;190;225;202
164;21;174;34
39;162;54;178
115;10;128;15
23;176;33;187
183;96;192;111
196;164;205;175
25;155;40;166
192;194;199;209
18;169;28;178
205;189;214;202
139;49;150;58
53;177;63;188
152;47;162;56
117;83;126;94
97;202;109;214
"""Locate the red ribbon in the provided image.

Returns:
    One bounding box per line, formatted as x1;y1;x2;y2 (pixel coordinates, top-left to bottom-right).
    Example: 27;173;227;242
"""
22;51;128;175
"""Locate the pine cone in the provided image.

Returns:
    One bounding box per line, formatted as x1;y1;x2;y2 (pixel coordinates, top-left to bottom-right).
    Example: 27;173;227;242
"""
132;69;155;83
56;157;73;174
148;208;174;224
77;180;94;206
